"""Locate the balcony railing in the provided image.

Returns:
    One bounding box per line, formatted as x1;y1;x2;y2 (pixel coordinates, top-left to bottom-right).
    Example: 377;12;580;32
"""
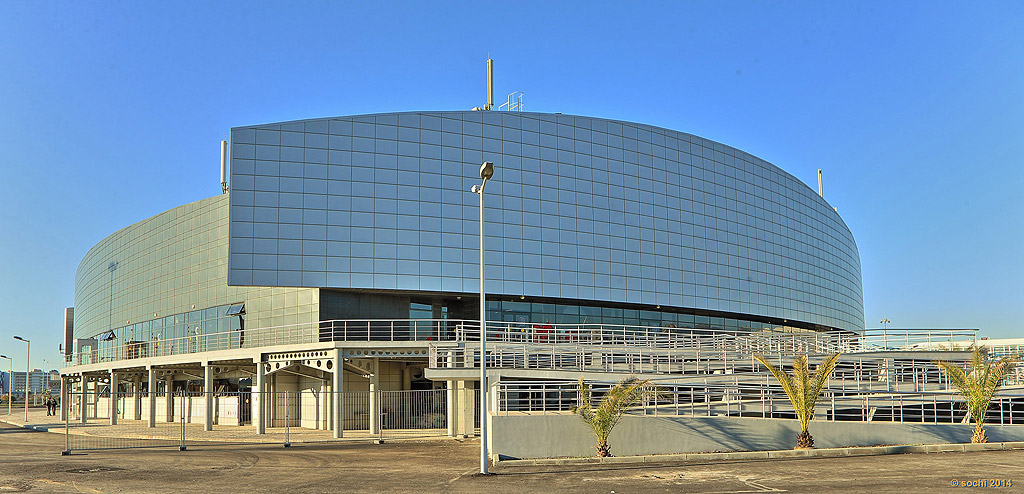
495;380;1024;425
68;319;469;367
65;318;979;369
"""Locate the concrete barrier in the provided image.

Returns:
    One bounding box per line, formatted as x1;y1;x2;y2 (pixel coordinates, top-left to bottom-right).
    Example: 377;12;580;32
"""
489;413;1024;460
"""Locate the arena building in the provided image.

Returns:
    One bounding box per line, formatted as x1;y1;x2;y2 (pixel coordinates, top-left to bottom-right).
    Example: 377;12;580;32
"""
60;109;868;440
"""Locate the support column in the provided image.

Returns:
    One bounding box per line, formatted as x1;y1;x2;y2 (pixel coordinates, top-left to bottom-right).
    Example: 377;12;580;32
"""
254;361;265;434
368;359;380;435
462;381;476;438
79;376;88;424
165;375;174;422
332;348;344;439
445;346;456;437
133;375;142;421
204;364;214;431
446;380;457;437
147;367;156;428
59;376;68;421
108;369;118;425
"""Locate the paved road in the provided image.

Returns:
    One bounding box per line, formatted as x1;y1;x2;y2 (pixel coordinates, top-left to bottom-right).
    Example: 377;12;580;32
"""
0;422;1021;493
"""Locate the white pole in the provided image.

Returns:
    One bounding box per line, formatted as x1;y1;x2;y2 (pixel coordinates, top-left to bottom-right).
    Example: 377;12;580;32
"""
4;357;12;416
479;181;488;475
24;340;30;422
470;162;494;474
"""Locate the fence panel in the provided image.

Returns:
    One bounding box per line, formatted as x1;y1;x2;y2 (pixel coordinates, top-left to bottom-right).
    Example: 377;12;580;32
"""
378;389;449;440
65;390;182;452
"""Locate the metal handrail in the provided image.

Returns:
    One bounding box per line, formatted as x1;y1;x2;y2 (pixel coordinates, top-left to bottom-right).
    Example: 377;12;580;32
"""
495;379;1024;425
65;318;981;369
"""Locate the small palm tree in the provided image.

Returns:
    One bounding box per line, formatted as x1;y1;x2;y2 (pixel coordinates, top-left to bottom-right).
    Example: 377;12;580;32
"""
934;345;1016;443
570;377;655;457
754;353;841;449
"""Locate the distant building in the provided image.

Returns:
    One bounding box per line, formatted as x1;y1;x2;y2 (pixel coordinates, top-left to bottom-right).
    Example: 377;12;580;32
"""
10;369;58;395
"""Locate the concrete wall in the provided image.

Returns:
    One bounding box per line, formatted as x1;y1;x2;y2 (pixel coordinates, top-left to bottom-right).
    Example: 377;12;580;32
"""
489;413;1024;459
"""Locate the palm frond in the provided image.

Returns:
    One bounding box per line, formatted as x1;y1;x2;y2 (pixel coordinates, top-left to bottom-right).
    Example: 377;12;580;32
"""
756;353;840;433
572;376;657;451
934;346;1016;437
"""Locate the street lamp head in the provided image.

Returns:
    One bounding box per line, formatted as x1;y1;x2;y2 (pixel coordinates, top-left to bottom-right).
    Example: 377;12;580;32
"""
479;161;494;181
0;355;8;359
13;336;27;342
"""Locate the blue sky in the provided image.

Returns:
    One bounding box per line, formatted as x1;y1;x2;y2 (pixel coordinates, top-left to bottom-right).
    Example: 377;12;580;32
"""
1;1;1021;369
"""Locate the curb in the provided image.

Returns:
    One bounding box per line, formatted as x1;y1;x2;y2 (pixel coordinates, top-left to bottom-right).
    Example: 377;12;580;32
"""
494;441;1024;467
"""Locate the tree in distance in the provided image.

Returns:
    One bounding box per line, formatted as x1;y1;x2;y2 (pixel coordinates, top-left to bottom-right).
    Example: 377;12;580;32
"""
754;353;842;449
934;345;1016;443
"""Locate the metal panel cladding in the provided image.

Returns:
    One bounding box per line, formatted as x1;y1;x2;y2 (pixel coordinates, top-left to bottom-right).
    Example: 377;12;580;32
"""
228;112;864;332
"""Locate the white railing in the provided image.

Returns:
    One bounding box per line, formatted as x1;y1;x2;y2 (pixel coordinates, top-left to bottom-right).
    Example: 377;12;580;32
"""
430;342;1001;392
495;380;1024;426
68;319;473;367
67;318;981;369
858;328;978;351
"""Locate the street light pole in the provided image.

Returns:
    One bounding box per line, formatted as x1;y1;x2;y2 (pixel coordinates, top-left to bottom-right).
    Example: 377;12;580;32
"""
14;336;29;422
0;355;11;416
471;161;495;475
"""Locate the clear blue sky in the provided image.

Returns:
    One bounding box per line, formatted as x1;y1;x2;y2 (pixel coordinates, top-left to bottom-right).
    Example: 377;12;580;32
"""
1;1;1021;370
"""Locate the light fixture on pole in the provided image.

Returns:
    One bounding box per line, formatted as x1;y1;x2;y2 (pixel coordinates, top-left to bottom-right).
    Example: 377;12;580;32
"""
13;336;29;422
41;358;48;395
0;354;11;416
880;318;890;330
470;160;495;475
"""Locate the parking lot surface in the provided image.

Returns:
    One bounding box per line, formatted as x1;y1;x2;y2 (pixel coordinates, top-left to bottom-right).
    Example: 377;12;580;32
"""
0;422;1021;493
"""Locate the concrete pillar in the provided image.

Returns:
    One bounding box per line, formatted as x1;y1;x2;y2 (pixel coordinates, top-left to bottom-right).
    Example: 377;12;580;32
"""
446;380;457;437
108;369;118;425
204;364;214;431
59;376;67;421
254;361;265;434
368;359;380;435
461;381;476;438
79;376;88;424
133;376;142;421
147;367;156;428
332;348;344;439
165;375;174;422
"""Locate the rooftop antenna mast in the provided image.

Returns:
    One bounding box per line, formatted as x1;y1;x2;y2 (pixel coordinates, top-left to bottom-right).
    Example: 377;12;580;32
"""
486;58;494;110
221;140;229;194
818;168;838;212
473;58;496;111
473;58;524;112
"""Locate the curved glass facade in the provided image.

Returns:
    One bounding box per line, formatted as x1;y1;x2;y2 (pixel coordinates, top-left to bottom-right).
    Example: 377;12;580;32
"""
227;111;864;333
73;194;318;341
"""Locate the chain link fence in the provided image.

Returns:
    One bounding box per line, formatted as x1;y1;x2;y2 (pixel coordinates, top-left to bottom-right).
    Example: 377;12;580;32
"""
61;389;451;453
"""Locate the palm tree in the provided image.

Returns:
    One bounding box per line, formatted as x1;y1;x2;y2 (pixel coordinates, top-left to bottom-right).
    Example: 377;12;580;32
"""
570;377;655;457
754;353;841;449
934;345;1016;443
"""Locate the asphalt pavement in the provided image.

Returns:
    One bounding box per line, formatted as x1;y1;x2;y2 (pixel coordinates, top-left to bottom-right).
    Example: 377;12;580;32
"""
0;422;1020;493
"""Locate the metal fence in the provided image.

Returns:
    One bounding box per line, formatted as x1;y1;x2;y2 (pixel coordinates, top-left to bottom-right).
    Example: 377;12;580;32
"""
65;317;981;369
495;380;1024;426
61;389;451;453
